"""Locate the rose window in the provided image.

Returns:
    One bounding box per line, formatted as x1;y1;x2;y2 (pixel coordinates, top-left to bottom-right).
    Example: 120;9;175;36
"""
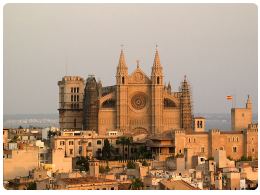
131;93;147;110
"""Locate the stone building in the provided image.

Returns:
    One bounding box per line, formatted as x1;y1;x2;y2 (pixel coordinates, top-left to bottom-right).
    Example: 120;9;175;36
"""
51;130;123;159
3;128;8;150
3;146;39;180
58;48;193;135
54;177;119;190
58;76;85;130
231;95;252;131
147;123;258;161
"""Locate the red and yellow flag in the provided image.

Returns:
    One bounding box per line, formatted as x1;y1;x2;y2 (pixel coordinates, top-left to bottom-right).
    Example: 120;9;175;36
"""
226;95;233;100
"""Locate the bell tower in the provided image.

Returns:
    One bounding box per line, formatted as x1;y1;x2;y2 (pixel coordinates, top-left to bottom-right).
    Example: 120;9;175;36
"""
151;46;164;135
116;48;128;131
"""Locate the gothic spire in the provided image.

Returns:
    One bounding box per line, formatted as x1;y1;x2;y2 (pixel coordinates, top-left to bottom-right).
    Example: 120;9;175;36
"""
153;45;161;67
118;49;127;68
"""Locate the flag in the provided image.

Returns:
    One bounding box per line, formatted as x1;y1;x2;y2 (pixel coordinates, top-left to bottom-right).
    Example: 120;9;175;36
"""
226;95;233;100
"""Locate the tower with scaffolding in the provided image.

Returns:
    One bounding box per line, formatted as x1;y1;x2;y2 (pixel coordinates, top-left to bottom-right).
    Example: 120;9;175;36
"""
180;76;193;131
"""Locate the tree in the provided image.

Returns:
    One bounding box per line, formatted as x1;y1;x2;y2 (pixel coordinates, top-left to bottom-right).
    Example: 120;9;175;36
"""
125;137;133;159
130;178;144;190
137;146;152;159
117;136;128;160
10;135;19;143
75;156;90;172
227;156;233;161
47;130;57;140
102;139;112;160
127;161;136;169
239;155;252;162
141;160;148;166
99;164;110;174
26;182;36;190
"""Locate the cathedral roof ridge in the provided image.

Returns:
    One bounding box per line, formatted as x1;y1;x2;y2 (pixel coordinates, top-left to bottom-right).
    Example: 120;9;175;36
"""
129;65;150;81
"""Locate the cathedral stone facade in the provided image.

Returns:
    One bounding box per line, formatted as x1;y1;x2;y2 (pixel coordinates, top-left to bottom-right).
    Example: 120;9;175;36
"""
58;48;193;135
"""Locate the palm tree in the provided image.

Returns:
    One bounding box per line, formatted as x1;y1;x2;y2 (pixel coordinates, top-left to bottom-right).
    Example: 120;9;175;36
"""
130;178;144;190
125;137;133;159
117;136;128;160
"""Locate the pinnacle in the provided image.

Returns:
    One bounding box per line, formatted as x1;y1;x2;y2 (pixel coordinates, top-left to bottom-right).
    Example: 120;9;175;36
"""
153;47;161;67
118;49;127;68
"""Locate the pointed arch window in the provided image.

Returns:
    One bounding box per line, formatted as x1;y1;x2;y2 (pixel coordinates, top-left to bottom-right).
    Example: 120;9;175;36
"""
164;98;176;108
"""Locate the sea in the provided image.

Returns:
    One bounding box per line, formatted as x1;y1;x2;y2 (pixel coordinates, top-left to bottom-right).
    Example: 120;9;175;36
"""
3;113;258;131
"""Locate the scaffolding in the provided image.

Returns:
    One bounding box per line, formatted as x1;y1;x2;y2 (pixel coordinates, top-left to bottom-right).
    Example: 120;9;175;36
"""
180;76;193;131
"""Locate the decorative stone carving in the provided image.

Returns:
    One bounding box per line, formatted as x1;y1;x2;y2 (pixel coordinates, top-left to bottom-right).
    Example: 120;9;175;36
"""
131;92;147;110
134;72;144;82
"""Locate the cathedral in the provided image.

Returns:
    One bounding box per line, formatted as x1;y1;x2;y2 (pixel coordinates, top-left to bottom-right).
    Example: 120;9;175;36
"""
58;48;193;135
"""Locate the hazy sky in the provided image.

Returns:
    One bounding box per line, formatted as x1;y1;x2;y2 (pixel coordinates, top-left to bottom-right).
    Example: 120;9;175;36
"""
3;4;258;115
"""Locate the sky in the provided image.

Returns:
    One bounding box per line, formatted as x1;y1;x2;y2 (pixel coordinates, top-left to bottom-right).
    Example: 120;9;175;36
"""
3;4;258;115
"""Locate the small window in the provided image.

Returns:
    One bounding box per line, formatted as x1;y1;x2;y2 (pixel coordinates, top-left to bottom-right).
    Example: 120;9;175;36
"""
232;147;237;153
77;95;79;102
60;141;65;146
71;95;73;102
188;138;191;143
69;149;73;155
122;77;125;84
77;87;79;93
71;88;73;93
157;76;160;84
97;140;102;145
201;147;205;153
200;121;203;128
193;138;196;143
197;121;200;128
69;141;74;145
242;113;244;117
88;142;91;147
252;148;255;153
